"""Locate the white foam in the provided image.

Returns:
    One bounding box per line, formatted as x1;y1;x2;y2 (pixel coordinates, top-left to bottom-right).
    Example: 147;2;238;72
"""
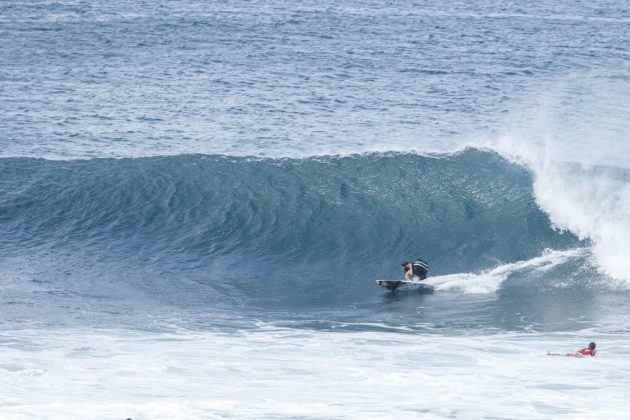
1;327;629;419
488;76;630;284
425;248;587;293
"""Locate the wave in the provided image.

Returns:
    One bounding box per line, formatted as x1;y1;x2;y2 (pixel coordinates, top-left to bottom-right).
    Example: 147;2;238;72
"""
487;74;630;284
492;137;630;285
0;148;586;306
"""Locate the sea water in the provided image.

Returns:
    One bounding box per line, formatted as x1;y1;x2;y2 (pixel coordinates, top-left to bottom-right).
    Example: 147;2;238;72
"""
1;1;629;418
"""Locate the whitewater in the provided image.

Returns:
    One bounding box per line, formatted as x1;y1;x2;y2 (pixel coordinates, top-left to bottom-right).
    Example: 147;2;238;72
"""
1;0;629;418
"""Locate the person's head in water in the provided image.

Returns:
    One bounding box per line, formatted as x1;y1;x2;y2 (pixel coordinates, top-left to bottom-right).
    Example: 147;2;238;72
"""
400;262;411;270
589;342;596;350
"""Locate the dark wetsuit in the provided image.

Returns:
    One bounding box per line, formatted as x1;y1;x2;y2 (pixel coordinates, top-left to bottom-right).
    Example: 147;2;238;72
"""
411;259;429;280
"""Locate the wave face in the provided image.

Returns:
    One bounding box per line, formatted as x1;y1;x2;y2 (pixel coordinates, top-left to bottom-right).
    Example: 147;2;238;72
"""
0;149;582;316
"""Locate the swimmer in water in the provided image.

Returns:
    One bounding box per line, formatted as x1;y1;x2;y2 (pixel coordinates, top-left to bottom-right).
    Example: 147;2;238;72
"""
547;342;597;357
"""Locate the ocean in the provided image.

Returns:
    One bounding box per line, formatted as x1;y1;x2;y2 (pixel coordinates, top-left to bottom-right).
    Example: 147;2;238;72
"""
1;1;629;418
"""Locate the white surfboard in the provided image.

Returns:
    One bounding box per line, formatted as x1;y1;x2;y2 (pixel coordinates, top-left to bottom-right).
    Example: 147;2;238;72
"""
376;279;434;292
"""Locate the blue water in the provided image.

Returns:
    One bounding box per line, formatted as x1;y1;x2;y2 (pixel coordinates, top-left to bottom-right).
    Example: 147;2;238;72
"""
2;0;630;326
2;1;628;160
5;150;620;331
2;2;630;417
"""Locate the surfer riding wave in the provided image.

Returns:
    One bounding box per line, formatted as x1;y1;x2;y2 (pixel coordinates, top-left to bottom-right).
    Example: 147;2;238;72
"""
401;259;429;281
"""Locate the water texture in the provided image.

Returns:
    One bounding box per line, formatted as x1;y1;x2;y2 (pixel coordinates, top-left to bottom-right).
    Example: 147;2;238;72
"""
1;0;629;418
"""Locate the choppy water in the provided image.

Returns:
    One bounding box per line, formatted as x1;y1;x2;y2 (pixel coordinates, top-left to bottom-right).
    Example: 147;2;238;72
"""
1;0;629;418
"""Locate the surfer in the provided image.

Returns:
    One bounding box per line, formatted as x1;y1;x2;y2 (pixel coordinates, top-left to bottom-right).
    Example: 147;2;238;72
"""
401;259;429;281
376;259;431;291
547;342;597;357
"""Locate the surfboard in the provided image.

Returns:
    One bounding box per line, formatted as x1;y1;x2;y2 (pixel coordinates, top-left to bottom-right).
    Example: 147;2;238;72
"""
376;279;434;292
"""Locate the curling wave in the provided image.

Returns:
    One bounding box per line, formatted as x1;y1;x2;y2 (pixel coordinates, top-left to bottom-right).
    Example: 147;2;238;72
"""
0;149;586;308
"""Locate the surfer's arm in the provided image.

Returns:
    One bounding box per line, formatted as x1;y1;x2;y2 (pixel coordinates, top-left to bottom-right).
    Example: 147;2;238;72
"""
404;270;412;280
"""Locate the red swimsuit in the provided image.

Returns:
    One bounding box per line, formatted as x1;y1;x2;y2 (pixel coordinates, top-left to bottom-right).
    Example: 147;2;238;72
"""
578;348;594;356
